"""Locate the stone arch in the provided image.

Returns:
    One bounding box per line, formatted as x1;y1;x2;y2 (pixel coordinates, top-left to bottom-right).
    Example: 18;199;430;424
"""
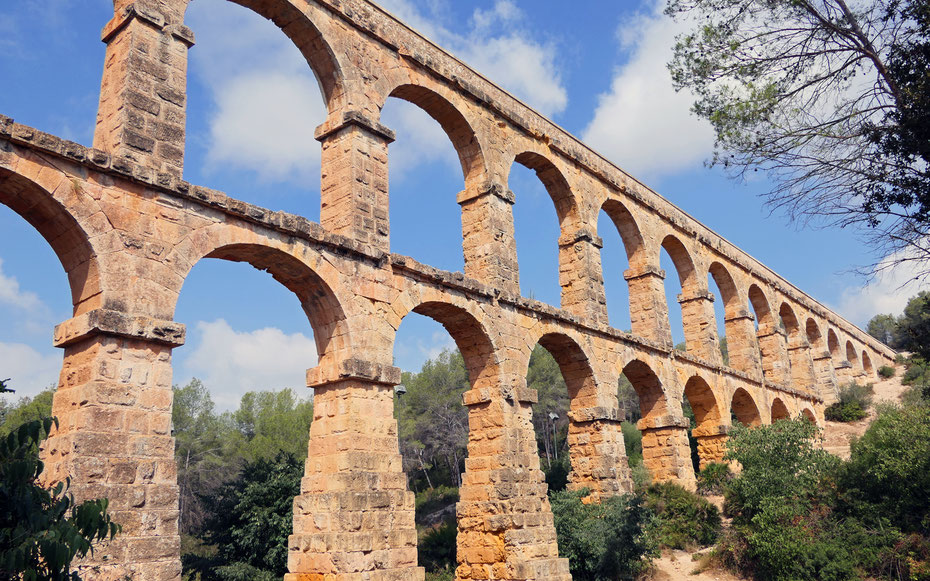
862;350;874;377
621;359;668;421
828;329;841;360
386;84;486;189
684;375;726;469
398;299;499;388
0;167;101;316
748;284;773;327
846;341;860;372
806;318;824;349
172;233;352;364
771;398;790;421
660;235;699;293
801;408;817;424
708;262;740;317
530;332;598;409
510;151;578;230
731;387;762;426
194;0;347;111
779;302;801;339
600;199;646;270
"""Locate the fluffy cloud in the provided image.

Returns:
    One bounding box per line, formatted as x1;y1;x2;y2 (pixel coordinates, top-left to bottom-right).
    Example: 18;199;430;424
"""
185;0;567;184
836;254;930;326
0;259;43;311
178;319;318;411
186;0;326;183
0;343;61;398
582;2;714;179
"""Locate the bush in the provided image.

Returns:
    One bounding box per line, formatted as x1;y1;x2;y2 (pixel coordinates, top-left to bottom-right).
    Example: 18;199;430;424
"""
696;462;731;495
824;382;873;422
878;365;896;378
903;358;930;385
550;489;658;580
419;519;457;574
643;482;721;549
0;414;120;580
839;404;930;534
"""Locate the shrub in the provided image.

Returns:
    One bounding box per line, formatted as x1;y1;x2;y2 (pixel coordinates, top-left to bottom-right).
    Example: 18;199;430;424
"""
696;462;731;495
839;404;930;534
419;519;457;574
550;489;658;580
643;482;721;549
824;382;873;422
0;414;120;580
877;365;896;378
903;358;930;385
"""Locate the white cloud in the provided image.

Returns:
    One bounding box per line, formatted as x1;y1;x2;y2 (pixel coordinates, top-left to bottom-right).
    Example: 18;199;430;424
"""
0;343;61;398
837;254;930;325
382;99;460;180
375;0;567;117
205;72;323;182
417;331;456;362
186;0;326;183
178;319;318;411
0;258;44;311
582;1;714;179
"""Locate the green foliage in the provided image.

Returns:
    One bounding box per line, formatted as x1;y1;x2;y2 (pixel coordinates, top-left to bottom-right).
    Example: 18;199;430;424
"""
877;365;896;378
0;388;54;437
527;346;569;469
0;411;120;580
414;486;459;525
719;337;729;366
620;420;642;466
617;374;640;422
543;455;570;493
550;489;658;580
868;314;900;347
899;292;930;359
643;482;721;549
418;520;456;574
696;462;731;496
724;419;838;524
824;382;873;423
396;349;469;491
186;452;302;580
839;404;930;535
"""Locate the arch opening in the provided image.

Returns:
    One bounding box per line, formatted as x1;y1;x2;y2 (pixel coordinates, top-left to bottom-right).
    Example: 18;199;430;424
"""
183;0;337;219
683;376;723;471
862;351;874;376
846;341;860;373
707;264;735;365
771;398;790;421
598;200;644;331
731;388;762;427
382;88;476;273
510;153;575;308
806;318;824;350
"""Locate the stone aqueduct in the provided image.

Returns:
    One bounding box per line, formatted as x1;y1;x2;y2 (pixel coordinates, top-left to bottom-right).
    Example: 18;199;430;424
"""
1;0;895;579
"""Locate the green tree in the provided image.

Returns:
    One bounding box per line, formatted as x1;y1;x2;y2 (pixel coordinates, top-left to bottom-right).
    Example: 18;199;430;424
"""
228;388;314;462
396;349;469;490
667;0;930;272
896;291;930;359
527;346;569;468
0;388;54;436
0;407;120;580
867;313;899;346
187;452;303;581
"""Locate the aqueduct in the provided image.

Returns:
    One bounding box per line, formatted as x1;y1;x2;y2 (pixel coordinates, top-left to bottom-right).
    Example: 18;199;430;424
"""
1;0;895;579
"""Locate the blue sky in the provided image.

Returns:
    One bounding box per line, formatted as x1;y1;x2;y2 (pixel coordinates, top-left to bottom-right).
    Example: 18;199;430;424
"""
0;0;925;408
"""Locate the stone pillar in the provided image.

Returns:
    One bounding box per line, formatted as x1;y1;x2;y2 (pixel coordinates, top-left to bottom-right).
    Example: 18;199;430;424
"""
316;112;395;253
95;1;194;177
786;340;817;394
43;309;185;581
757;324;790;386
812;351;840;403
724;311;763;378
558;228;608;327
624;266;672;345
692;424;728;470
834;361;854;385
457;385;571;581
458;183;519;295
565;406;633;499
678;289;722;364
636;415;696;489
287;359;422;581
